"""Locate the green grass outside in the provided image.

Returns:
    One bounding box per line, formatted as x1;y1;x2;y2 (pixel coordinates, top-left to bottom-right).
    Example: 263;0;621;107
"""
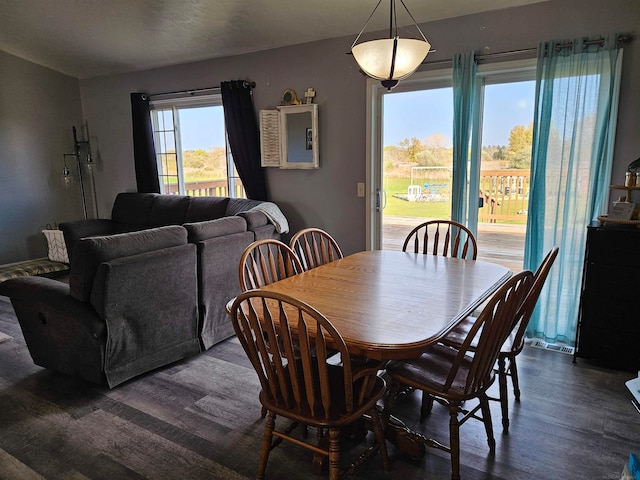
383;176;527;224
383;177;450;218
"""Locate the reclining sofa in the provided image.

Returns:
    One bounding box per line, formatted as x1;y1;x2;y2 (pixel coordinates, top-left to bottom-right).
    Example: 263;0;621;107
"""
0;192;282;387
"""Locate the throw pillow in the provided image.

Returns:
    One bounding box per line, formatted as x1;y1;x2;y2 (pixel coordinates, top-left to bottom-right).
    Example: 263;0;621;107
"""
42;229;70;264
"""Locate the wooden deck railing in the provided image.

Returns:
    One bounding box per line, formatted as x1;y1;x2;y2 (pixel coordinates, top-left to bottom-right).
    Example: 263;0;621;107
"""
162;172;527;223
478;169;529;223
164;179;246;198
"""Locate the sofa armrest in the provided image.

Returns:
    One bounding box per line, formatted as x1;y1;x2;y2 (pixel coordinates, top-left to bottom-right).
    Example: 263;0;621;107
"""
59;219;118;261
0;276;107;384
0;276;105;339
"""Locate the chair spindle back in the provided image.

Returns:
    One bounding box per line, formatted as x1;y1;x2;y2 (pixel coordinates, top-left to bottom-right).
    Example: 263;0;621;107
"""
238;239;303;291
402;220;478;259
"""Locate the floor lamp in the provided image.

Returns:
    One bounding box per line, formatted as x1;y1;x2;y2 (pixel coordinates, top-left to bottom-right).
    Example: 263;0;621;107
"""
63;126;98;219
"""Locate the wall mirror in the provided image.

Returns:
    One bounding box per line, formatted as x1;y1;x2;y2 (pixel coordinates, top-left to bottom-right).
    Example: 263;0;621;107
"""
278;104;318;169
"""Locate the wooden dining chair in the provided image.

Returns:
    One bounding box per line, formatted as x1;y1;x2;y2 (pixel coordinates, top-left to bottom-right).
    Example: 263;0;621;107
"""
289;227;343;270
381;269;534;480
439;246;559;431
402;220;478;259
238;239;304;291
229;290;390;480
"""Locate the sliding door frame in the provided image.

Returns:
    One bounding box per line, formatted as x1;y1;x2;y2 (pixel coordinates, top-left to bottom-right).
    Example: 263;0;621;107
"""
366;58;537;251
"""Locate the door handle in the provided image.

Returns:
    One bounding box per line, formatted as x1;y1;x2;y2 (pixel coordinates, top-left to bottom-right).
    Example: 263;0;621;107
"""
376;189;387;212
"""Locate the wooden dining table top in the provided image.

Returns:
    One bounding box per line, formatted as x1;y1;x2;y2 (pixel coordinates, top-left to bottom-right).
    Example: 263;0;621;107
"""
229;250;512;361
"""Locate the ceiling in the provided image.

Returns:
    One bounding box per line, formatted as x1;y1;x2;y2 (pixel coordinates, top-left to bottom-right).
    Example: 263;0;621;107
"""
0;0;547;79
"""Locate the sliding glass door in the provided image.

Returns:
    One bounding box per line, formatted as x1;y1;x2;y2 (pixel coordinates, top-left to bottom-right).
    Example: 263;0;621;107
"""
368;59;536;271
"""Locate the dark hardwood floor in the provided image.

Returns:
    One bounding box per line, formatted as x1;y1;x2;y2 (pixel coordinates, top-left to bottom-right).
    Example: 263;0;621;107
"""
0;294;638;480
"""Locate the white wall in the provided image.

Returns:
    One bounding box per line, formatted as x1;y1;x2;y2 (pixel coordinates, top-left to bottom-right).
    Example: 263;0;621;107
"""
0;51;85;263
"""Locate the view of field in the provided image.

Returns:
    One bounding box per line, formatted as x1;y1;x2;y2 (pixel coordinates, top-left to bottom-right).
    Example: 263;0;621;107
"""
382;123;533;224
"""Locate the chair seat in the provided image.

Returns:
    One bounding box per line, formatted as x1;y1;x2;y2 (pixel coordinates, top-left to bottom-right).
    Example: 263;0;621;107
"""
387;344;496;402
443;318;517;355
260;361;386;427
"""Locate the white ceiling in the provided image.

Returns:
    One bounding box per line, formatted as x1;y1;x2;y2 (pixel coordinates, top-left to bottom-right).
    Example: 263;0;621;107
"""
0;0;547;79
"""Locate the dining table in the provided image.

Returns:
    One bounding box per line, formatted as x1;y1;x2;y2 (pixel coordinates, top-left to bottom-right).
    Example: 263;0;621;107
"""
227;249;512;458
254;250;512;360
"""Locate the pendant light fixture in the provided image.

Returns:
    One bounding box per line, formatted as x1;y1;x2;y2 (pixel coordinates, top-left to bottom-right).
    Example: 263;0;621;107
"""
351;0;431;90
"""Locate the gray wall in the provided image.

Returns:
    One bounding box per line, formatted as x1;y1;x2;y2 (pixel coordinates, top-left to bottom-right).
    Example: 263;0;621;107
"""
78;0;640;255
1;0;638;262
0;51;85;263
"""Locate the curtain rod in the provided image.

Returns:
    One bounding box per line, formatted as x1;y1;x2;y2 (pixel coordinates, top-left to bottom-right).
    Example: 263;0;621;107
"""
149;81;256;100
421;33;633;68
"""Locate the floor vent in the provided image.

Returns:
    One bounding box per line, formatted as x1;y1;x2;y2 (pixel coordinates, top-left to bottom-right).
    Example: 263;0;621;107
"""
528;339;575;355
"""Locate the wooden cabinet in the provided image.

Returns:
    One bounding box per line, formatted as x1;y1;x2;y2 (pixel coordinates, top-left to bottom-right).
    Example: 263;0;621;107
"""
575;225;640;371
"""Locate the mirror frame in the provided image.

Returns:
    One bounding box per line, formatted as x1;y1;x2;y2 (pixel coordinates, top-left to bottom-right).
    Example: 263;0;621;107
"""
278;104;319;169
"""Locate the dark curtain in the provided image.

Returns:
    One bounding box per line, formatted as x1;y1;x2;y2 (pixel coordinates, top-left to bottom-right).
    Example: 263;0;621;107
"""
130;92;160;193
221;81;268;200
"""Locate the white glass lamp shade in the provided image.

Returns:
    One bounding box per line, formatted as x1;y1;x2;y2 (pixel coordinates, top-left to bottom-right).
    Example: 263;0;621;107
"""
352;37;431;81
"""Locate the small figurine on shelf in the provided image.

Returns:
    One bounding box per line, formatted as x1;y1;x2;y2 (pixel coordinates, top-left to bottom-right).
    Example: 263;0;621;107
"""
304;87;316;104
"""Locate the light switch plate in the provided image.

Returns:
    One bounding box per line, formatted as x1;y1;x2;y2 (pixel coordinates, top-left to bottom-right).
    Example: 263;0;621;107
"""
357;182;365;197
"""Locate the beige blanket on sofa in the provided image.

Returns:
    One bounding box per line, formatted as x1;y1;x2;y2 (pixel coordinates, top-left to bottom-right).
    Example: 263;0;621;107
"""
249;202;289;234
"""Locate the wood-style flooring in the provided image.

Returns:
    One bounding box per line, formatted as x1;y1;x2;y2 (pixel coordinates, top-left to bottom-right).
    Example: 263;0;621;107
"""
0;294;638;480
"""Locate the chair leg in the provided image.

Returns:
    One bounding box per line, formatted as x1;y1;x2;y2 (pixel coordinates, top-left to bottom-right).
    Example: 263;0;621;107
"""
497;356;510;432
448;401;461;480
328;427;340;480
256;411;275;480
381;380;401;430
369;405;390;471
509;357;521;401
479;394;496;454
420;391;434;421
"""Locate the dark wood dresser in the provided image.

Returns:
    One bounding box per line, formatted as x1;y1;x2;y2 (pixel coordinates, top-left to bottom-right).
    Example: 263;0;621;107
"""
575;224;640;371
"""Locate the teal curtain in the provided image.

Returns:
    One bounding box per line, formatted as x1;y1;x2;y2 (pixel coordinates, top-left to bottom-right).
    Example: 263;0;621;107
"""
524;34;623;345
451;52;477;230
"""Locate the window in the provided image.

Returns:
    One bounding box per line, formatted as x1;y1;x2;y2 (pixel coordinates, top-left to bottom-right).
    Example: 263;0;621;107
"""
150;94;245;198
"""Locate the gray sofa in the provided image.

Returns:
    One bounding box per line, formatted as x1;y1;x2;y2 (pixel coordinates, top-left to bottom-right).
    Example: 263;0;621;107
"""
0;193;282;387
59;192;276;260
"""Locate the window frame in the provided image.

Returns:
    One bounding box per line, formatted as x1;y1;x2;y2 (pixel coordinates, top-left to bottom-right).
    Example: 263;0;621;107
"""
149;93;242;197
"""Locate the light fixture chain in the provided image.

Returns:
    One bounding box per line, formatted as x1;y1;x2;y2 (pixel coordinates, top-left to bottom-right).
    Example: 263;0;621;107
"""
391;0;397;38
350;0;384;49
398;0;429;42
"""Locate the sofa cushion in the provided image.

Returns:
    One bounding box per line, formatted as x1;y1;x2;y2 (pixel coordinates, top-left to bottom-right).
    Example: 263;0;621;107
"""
148;195;191;226
69;225;188;302
184;216;247;243
111;192;158;227
185;196;230;223
225;198;265;216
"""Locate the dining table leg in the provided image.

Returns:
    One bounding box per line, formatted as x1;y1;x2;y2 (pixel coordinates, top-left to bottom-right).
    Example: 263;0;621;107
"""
362;406;457;460
371;381;451;459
